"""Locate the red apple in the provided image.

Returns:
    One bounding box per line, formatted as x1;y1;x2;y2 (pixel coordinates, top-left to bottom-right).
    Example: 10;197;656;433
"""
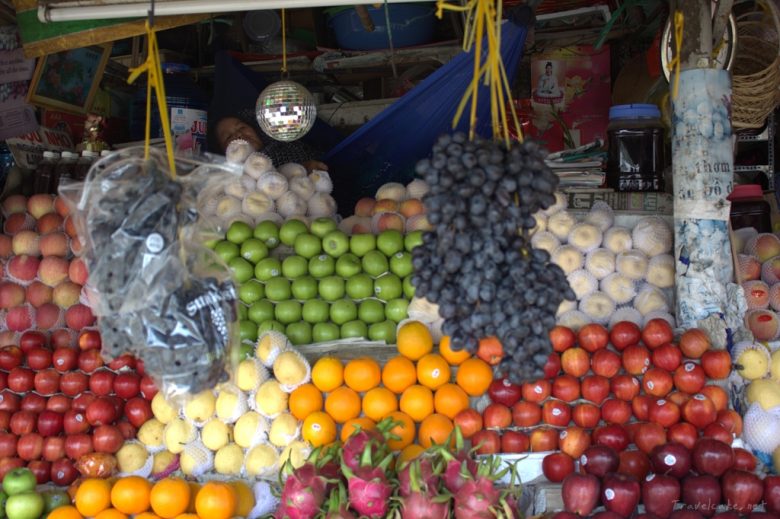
0;346;22;370
20;393;46;414
652;343;683;372
622;344;651;375
512;401;541;427
700;350;731;379
572;403;601;429
559;426;591;459
561;347;590;377
64;304;95;330
610;321;641;351
700;385;728;413
0;458;25;480
642;319;674;349
63;410;89;435
601;399;631;425
601;472;641;518
682;474;721;517
592;348;621;378
643;473;680;518
618;449;651;481
643;368;674;398
9;411;36;435
77;329;101;351
33;369;60;396
92;424;124;454
52;347;78;373
722;470;763;513
632;395;653;422
717;409;743;436
107;354;136;371
544;352;561;379
650;442;692;478
88;369;115;397
25;347;52;371
668;422;698;450
77;349;103;373
26;460;50;484
46;395;71;414
582;375;610;405
522;379;551;403
593;424;630;452
500;430;529;453
668;391;691;407
64;433;92;459
579;324;609;353
7;367;34;393
581;444;620;477
19;331;46;353
71;392;95;412
50;329;76;349
0;432;17;457
702;423;732;445
488;378;522;407
42;436;65;461
85;397;116;426
0;391;20;413
562;472;601;516
611;375;640;401
682;394;717;429
552;375;581;402
763;475;780;514
692;437;734;477
550;325;577;353
674;363;706;394
530;427;558;452
116;420;137;440
0;411;10;431
635;422;667;454
679;329;711;359
16;432;43;460
50;458;77;485
140;375;157;400
734;448;757;472
482;403;512;429
471;430;500;455
542;452;575;482
36;410;63;437
59;372;88;397
648;399;681;428
542;400;571;427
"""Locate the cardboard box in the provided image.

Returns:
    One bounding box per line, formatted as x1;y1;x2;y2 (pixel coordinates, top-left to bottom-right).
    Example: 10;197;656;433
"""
566;191;674;214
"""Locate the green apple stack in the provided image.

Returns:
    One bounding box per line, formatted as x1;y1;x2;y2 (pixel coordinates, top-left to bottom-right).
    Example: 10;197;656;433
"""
210;217;425;347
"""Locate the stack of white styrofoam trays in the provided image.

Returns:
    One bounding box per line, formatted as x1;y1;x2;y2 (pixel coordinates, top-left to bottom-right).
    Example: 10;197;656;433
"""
530;195;676;330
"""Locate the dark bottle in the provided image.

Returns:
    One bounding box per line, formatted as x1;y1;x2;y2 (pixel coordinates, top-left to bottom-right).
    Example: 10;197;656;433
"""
33;151;59;194
728;184;772;233
74;150;98;181
50;151;78;195
606;104;666;192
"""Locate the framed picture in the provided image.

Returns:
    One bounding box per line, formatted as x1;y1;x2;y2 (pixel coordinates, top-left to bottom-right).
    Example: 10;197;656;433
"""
27;44;112;114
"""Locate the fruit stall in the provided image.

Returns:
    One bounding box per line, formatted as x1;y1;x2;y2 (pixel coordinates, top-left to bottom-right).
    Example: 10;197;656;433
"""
0;0;777;518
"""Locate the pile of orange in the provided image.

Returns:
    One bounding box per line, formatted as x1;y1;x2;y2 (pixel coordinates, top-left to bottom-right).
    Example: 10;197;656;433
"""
303;320;495;450
64;477;249;519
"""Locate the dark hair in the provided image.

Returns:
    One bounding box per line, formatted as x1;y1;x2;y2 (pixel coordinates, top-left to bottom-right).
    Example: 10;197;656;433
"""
545;62;553;68
206;107;261;153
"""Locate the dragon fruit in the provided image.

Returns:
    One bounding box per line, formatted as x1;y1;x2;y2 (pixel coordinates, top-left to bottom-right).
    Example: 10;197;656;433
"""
398;455;440;497
343;438;394;519
275;462;329;519
454;476;502;519
342;428;384;472
443;456;478;493
398;458;450;519
400;491;451;518
323;484;357;519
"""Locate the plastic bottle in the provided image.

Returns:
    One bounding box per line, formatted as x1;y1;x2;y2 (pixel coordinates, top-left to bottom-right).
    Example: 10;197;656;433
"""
74;150;98;181
728;184;772;233
606;104;666;192
33;151;59;195
50;151;79;195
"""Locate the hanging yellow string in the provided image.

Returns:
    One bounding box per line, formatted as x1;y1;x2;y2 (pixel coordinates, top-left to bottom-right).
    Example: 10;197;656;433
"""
127;21;177;178
281;8;287;75
436;0;522;145
667;10;684;100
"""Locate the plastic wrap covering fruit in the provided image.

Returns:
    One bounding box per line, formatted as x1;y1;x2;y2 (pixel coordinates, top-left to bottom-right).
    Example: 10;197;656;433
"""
59;147;241;404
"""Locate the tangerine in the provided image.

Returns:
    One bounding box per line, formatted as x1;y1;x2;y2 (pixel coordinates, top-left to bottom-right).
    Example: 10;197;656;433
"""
381;355;417;394
418;413;454;448
47;506;83;519
302;411;338;447
344;358;381;392
385;411;416;450
186;482;200;513
173;515;199;519
135;514;162;519
150;478;190;519
110;476;152;515
434;383;470;419
416;353;451;390
362;387;399;422
324;386;361;423
94;509;128;519
74;478;112;517
439;336;470;366
340;417;376;442
397;321;433;360
397;444;425;466
195;482;237;519
456;357;493;396
311;356;344;392
289;383;324;420
477;336;503;365
229;481;255;518
399;384;434;422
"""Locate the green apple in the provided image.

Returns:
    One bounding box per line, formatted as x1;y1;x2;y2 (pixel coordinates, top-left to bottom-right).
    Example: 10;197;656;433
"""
254;220;280;247
309;254;335;278
204;238;220;250
335;253;362;278
341;320;368;339
280;219;309;246
237;302;248;321
310;217;338;238
377;230;404;256
239;320;258;342
330;299;357;325
291;276;318;300
214;240;240;263
405;230;424;252
275;300;302;324
240;342;254;359
2;468;35;495
282;255;309;279
258;320;285;333
254;257;282;281
302;299;330;323
313;322;340;342
403;276;416;299
294;233;322;259
362;250;389;277
346;274;374;299
248;299;275;324
240;238;269;264
318;276;345;301
374;273;403;301
322;230;349;257
226;221;253;244
385;298;409;323
238;280;265;304
350;234;376;257
42;489;69;513
5;492;43;519
369;320;397;343
228;257;255;283
358;299;385;324
389;251;413;278
286;321;312;345
265;278;292;301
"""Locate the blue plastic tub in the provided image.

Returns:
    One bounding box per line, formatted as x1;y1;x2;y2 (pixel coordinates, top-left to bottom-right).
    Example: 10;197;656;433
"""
328;3;436;51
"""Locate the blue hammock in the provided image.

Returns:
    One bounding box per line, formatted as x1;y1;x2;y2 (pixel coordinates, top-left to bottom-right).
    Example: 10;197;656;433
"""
326;17;530;215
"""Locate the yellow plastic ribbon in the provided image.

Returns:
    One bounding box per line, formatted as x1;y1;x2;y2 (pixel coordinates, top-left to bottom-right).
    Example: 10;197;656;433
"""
668;10;684;100
127;21;177;178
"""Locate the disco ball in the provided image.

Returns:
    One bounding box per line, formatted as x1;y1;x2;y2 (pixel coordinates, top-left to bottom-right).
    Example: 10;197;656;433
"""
255;80;316;142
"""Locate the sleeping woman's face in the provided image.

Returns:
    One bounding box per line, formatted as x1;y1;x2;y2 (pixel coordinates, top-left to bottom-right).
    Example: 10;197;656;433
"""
215;117;263;152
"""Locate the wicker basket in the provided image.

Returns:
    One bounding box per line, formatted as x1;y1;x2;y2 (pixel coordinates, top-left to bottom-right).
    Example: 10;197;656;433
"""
733;0;780;129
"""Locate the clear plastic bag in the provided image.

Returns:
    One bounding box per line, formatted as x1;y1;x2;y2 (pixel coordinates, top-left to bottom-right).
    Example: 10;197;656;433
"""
60;147;243;404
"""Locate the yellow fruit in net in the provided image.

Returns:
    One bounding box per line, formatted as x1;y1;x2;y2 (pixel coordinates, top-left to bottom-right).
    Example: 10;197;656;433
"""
244;444;280;477
115;442;149;473
201;420;231;451
256;331;289;366
255;380;288;417
237;358;269;392
183;390;216;423
137;419;165;449
234;412;268;449
269;412;299;447
214;443;244;475
280;441;311;470
214;386;247;423
152;451;177;476
273;350;310;388
163;419;196;454
179;442;213;477
151;394;178;424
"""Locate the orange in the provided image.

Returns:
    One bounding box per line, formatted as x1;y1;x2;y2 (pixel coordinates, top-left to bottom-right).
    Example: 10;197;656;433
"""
381;355;417;394
439;336;470;365
456;357;493;396
362;387;399;422
397;321;433;360
302;411;338;447
150;478;191;519
385;411;416;450
418;413;454;448
229;481;255;518
135;514;162;519
399;384;434;422
173;515;199;519
311;356;344;392
416;353;451;390
195;482;237;519
95;509;128;519
324;386;361;423
74;478;112;517
434;383;470;419
289;383;324;420
47;506;83;519
397;444;425;466
110;476;152;515
477;336;503;365
340;417;376;442
344;358;381;392
186;482;200;513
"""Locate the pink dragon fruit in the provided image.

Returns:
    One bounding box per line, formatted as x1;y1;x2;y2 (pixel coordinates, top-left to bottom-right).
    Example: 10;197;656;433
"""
398;455;440;497
323;483;357;519
346;465;393;518
398;457;451;519
342;429;384;472
443;457;478;493
453;476;502;519
275;463;329;519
